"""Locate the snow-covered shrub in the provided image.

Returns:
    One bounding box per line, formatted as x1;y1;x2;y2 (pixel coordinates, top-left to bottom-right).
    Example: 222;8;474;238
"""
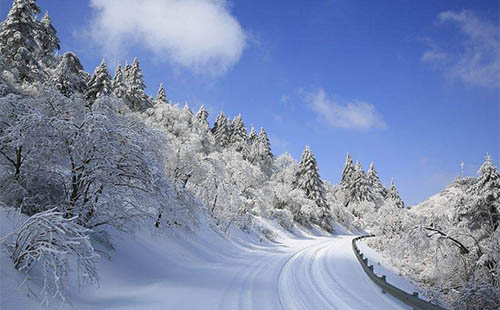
4;208;98;305
269;208;294;231
452;281;500;310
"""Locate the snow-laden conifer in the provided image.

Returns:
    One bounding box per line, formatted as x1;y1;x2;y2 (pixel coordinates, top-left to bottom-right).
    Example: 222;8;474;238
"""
112;63;126;98
230;114;249;155
256;127;273;175
85;59;112;104
462;154;500;232
293;146;333;232
155;83;168;104
125;57;150;111
213;112;231;148
340;153;355;189
386;178;404;208
367;162;387;199
50;52;87;97
0;0;43;82
195;105;209;129
249;126;257;144
345;161;374;205
35;11;60;68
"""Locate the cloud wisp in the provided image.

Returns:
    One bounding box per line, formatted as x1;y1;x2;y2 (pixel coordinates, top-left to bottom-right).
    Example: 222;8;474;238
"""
87;0;246;75
423;10;499;89
307;89;387;130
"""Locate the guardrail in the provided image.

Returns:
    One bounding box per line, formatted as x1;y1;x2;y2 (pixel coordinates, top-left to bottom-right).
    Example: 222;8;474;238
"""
352;235;448;310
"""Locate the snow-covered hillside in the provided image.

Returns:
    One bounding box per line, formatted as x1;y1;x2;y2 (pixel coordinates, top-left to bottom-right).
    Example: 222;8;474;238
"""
409;178;469;219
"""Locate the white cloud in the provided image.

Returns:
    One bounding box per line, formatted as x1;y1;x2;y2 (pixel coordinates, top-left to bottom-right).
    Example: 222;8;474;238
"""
307;89;387;130
423;10;499;89
87;0;246;75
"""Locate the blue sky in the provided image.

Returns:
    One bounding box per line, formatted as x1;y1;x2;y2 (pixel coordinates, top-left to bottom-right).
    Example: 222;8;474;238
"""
1;0;498;204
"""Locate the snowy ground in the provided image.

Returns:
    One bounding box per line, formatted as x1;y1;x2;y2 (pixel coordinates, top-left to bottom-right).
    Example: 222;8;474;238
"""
358;240;430;302
1;210;415;310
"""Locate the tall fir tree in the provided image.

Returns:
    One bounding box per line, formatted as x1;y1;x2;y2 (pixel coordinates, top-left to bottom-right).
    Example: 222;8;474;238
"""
112;63;126;99
125;57;150;111
463;154;500;231
340;153;355;189
123;60;131;84
35;11;60;68
85;59;112;104
213;112;231;148
50;52;87;97
293;146;333;232
367;162;387;199
346;161;374;205
248;126;258;145
195;105;209;128
230;114;249;157
154;83;168;104
386;178;404;208
256;127;273;175
0;0;43;82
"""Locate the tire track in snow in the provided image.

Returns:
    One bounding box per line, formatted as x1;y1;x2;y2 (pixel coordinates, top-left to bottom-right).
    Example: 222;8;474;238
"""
277;239;338;310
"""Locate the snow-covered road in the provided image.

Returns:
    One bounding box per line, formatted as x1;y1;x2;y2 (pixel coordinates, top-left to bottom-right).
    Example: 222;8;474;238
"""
217;235;409;310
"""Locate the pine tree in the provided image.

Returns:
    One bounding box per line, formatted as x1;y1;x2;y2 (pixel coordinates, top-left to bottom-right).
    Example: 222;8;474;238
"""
155;83;168;104
125;57;150;111
367;162;387;199
50;52;87;97
463;154;500;231
35;11;60;68
230;114;249;156
293;146;333;232
112;63;126;98
347;161;374;204
256;127;273;175
213;112;231;148
386;178;404;208
85;59;112;104
0;0;43;82
340;153;355;189
195;105;209;128
123;61;131;84
182;102;193;117
248;126;257;145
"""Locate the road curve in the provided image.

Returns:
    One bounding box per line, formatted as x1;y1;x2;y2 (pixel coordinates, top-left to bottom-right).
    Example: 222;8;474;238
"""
218;235;410;310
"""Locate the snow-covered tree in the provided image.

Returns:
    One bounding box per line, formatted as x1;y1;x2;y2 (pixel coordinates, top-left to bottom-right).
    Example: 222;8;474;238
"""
194;105;209;129
255;127;273;176
230;114;249;157
35;11;60;68
85;59;112;104
343;161;375;211
49;52;87;97
4;208;98;305
386;178;404;208
340;153;355;190
123;60;131;82
213;112;231;148
0;0;44;82
463;154;500;231
293;146;333;232
367;161;387;200
112;63;126;98
125;57;150;111
155;82;168;104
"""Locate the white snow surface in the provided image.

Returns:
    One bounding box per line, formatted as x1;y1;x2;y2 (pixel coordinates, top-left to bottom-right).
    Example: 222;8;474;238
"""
1;209;413;310
358;240;429;303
